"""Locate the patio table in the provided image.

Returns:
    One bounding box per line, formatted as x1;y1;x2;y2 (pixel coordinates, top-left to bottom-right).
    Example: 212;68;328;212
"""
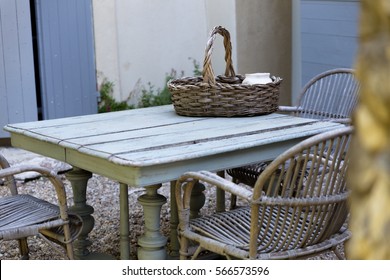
3;105;345;259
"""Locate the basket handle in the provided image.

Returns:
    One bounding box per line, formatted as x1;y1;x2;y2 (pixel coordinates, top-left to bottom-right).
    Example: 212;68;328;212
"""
203;26;236;84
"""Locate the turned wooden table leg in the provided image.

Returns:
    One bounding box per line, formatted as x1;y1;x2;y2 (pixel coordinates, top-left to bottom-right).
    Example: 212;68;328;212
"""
137;184;167;260
119;183;131;259
190;182;205;219
169;180;180;258
65;167;94;259
65;167;114;259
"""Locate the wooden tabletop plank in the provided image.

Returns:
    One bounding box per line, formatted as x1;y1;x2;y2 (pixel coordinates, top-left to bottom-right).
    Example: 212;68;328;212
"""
75;121;343;166
10;109;202;141
63;113;288;144
4;105;176;130
63;114;314;152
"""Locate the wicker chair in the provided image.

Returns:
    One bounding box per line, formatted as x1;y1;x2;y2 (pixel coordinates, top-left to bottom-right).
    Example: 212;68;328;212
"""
0;153;82;259
176;127;353;260
280;68;359;121
227;68;359;195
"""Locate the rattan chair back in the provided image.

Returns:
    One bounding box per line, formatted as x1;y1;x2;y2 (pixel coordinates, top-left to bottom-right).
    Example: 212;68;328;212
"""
294;68;360;120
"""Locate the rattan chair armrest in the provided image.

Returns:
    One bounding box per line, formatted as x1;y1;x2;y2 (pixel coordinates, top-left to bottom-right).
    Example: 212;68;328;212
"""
175;170;253;212
278;106;352;124
328;118;352;124
0;155;17;195
254;190;350;206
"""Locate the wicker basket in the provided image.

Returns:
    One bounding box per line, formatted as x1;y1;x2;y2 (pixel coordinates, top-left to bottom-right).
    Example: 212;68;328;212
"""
168;26;282;117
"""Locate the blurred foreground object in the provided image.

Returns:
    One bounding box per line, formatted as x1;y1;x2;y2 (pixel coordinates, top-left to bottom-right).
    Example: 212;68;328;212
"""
347;0;390;259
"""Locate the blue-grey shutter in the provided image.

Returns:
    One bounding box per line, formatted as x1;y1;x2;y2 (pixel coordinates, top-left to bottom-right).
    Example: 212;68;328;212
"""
0;0;37;138
301;0;359;85
35;0;98;119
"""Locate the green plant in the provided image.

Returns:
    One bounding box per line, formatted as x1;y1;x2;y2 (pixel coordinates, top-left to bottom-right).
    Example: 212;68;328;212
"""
189;57;202;76
98;59;201;112
98;79;134;113
138;69;181;108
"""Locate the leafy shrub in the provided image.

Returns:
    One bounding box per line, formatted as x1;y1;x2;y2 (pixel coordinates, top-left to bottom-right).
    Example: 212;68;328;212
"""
98;79;134;113
138;69;180;108
98;58;200;112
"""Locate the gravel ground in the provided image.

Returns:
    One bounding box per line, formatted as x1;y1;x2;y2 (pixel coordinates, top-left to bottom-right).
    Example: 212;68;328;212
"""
0;149;344;260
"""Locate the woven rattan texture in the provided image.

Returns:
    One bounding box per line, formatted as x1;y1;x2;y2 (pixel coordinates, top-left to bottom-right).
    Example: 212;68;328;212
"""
0;194;61;231
168;26;282;117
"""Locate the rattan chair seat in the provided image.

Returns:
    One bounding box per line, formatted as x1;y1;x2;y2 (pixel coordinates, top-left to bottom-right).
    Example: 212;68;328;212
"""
1;195;61;230
185;206;351;259
227;162;270;187
0;154;82;259
0;194;82;243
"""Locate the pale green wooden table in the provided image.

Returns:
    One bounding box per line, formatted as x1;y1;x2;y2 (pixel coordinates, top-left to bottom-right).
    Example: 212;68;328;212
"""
3;105;344;259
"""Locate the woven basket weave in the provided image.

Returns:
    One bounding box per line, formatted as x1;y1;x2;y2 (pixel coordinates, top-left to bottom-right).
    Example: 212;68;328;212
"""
168;26;282;117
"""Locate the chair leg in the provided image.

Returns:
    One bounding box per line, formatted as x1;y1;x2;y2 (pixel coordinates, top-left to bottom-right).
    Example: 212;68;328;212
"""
63;224;75;260
65;243;74;260
230;178;240;209
230;194;237;210
179;237;190;260
333;245;345;259
18;238;29;260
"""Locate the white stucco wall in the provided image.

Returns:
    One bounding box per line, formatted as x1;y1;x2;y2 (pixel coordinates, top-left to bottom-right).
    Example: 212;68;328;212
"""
92;0;292;105
93;0;121;97
93;0;237;105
